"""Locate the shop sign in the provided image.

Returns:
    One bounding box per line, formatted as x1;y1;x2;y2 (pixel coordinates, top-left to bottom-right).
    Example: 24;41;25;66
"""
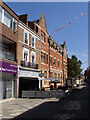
0;61;18;74
18;69;39;78
39;73;44;77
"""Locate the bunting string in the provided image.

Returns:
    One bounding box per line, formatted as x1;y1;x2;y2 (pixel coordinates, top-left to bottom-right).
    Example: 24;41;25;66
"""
50;11;88;35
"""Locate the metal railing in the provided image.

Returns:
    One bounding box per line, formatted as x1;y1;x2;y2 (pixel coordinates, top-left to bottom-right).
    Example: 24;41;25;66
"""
21;61;38;69
22;90;66;99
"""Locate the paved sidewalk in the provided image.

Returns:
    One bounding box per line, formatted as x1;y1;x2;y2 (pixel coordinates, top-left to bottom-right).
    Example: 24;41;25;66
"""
0;98;59;119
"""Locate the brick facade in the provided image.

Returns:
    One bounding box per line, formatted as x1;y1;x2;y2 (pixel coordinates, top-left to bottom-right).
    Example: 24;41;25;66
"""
29;13;68;89
0;1;18;98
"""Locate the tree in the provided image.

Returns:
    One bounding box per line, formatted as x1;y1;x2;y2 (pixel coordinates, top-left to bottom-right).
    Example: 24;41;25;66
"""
67;55;83;79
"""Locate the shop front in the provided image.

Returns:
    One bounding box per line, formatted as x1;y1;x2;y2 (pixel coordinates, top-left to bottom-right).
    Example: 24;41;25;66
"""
0;61;18;100
17;68;40;97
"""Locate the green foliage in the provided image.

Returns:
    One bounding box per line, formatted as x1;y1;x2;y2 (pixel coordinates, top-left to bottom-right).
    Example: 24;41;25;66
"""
67;55;83;79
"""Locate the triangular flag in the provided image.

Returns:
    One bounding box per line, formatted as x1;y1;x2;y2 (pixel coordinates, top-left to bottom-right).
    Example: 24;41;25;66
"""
76;17;79;19
81;13;83;16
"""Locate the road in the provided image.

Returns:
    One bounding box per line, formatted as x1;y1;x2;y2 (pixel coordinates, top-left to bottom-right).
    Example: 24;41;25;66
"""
12;83;89;120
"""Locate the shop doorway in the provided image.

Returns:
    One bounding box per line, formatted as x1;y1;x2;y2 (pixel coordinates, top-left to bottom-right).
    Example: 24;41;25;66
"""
19;78;39;97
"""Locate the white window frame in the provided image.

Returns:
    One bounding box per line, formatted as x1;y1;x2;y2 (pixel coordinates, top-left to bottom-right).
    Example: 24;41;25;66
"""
24;31;29;45
31;51;36;64
13;18;17;32
0;6;2;22
23;48;29;62
31;36;35;48
0;6;17;32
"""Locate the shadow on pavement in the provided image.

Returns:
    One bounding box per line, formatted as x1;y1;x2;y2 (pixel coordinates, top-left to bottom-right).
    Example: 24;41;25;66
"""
10;83;89;120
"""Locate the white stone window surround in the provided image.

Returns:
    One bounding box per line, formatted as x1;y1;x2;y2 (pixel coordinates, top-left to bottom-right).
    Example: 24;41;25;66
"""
31;35;36;48
24;30;29;45
23;48;29;62
31;51;36;64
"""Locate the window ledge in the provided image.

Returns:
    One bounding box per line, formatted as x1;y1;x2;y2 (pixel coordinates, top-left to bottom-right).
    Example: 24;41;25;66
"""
41;62;46;65
41;40;46;44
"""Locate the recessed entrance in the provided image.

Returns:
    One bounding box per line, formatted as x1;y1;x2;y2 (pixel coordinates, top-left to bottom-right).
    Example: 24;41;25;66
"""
19;77;39;97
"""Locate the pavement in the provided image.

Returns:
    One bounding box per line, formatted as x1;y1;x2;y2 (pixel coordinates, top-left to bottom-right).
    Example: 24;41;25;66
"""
0;97;59;119
0;82;89;120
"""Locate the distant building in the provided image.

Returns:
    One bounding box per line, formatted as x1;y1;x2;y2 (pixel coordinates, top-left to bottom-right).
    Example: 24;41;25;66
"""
84;67;90;82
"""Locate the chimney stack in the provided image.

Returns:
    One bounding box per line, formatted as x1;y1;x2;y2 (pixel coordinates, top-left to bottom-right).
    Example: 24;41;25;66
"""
19;14;28;25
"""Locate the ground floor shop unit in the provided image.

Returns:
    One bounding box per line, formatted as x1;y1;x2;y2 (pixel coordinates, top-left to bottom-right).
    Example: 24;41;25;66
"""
19;77;39;97
0;61;18;100
0;73;16;99
17;67;40;97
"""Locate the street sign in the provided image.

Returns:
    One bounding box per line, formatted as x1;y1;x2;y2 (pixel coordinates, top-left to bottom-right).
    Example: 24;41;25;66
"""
39;73;44;77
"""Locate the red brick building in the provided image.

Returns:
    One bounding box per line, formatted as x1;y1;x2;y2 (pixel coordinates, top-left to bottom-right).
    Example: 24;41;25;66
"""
29;13;67;90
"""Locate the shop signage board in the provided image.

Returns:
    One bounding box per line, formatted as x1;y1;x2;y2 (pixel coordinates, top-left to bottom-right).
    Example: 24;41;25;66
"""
0;61;18;74
39;73;44;77
18;69;39;78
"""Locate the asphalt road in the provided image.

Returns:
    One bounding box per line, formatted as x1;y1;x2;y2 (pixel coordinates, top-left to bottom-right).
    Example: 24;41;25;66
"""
12;83;89;120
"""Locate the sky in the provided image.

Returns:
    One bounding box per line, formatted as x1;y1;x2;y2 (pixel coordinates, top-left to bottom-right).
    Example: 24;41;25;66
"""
6;2;88;72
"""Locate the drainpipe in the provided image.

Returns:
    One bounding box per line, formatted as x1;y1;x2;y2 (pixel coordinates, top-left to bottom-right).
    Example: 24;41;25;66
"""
62;50;64;86
48;37;50;78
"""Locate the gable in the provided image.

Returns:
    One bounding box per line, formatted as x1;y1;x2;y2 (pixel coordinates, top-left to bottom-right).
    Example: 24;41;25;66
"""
39;13;47;33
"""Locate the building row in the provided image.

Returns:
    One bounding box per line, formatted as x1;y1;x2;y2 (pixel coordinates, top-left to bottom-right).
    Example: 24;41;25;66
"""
0;1;67;99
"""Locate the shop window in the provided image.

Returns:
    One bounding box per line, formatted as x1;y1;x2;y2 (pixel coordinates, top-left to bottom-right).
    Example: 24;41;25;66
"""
41;51;45;63
32;37;35;48
24;32;28;44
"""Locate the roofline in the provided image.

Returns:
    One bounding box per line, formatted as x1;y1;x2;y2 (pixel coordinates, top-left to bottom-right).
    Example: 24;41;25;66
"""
19;20;40;38
3;2;18;17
